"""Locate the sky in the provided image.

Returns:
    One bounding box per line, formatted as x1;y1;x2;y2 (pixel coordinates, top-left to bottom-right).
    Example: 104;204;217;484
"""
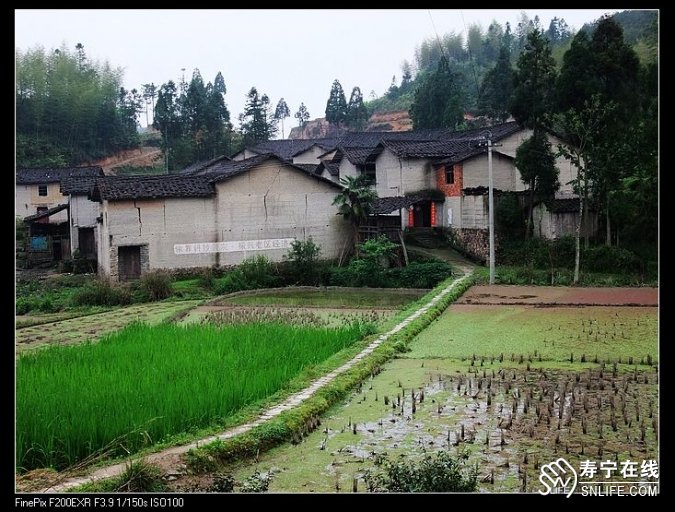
16;9;620;130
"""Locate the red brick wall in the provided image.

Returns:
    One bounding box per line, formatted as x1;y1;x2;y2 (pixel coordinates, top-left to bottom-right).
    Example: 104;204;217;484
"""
436;163;463;197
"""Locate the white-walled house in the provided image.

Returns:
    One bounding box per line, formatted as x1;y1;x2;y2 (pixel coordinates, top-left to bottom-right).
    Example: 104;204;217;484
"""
17;166;104;266
90;155;349;280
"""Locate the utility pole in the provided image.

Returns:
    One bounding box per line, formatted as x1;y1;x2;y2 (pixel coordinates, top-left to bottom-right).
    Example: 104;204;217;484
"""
487;133;495;285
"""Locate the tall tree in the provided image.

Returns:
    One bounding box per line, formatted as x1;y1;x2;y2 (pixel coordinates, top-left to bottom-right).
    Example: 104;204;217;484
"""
410;56;465;129
554;95;615;283
346;87;369;131
514;129;560;238
274;98;291;138
141;83;156;127
556;16;641;246
478;45;514;122
325;79;348;135
510;29;557;130
332;174;378;258
240;87;277;144
294;103;310;137
16;44;139;166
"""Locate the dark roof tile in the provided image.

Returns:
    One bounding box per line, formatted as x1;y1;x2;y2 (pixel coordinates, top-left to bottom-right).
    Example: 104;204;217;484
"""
92;175;215;201
17;166;104;185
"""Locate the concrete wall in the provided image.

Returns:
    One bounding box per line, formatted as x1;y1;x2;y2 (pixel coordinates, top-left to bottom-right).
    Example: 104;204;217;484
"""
212;163;349;265
15;183;68;223
292;145;327;165
98;162;349;279
443;196;463;228
461;195;488;229
462;152;518;190
232;149;259;161
498;129;578;193
338;158;359;181
532;203;598;240
69;194;100;257
374;148;433;198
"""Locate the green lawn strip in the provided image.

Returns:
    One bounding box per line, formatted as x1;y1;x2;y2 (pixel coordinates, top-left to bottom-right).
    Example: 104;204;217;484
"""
474;266;657;287
407;305;657;363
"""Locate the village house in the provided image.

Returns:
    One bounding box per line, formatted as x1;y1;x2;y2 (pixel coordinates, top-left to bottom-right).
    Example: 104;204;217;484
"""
90;154;349;280
16;166;104;265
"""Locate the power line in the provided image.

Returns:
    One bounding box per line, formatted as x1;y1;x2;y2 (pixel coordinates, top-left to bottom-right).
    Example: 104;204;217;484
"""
427;10;447;61
460;10;481;100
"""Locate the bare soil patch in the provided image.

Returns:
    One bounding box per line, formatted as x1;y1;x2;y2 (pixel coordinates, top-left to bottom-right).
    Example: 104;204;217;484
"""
458;285;657;306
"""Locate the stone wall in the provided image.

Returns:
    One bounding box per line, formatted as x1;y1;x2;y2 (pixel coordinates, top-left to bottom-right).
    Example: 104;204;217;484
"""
447;227;500;264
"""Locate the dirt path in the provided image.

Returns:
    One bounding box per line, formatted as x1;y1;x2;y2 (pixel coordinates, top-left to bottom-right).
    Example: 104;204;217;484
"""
36;269;474;493
87;147;162;174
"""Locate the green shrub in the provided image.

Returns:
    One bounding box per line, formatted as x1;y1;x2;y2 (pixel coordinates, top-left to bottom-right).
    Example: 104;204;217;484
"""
139;270;172;301
389;261;453;288
364;451;478;492
582;245;640;274
238;255;281;289
72;279;132;307
213;270;249;295
198;267;216;290
284;237;322;285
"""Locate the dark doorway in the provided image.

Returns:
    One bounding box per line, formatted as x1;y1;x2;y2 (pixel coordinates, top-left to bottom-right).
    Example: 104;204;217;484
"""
118;246;141;281
78;228;96;258
53;239;62;261
413;202;432;227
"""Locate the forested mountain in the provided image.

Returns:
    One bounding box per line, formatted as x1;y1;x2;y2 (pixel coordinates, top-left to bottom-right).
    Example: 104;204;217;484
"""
16;45;142;168
365;10;657;119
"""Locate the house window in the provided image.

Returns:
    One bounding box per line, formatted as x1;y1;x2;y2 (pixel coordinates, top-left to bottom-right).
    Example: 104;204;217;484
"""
38;184;48;196
445;166;454;185
359;163;377;185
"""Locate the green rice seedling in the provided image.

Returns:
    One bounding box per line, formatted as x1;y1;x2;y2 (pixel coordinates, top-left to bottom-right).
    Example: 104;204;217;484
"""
17;321;365;471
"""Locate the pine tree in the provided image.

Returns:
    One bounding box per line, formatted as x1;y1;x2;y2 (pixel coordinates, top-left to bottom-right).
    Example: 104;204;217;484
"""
346;87;369;131
325;79;347;135
410;56;465;129
478;45;514;122
510;29;557;130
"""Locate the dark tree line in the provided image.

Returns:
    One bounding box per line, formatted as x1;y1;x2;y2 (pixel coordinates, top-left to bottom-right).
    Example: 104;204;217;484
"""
153;69;233;171
325;80;369;135
16;44;141;167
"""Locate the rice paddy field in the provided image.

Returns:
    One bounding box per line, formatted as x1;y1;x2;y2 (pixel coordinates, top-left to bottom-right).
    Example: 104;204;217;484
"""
16;321;368;472
217;286;658;494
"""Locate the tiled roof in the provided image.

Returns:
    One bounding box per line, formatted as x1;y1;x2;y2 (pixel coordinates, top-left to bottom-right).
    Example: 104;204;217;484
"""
380;139;477;159
17;166;104;185
60;175;101;195
179;155;231;175
91;154;341;201
372;196;423;215
92;175;215;201
245;139;335;161
341;147;375;166
23;203;69;222
292;163;320;175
